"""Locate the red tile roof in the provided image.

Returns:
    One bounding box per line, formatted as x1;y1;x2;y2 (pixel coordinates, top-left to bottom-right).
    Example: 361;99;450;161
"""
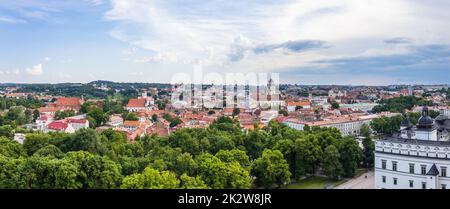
127;98;146;108
148;122;169;137
56;97;82;107
287;100;311;107
47;121;68;131
124;120;141;127
223;108;234;113
39;106;61;113
38;115;49;121
66;119;87;124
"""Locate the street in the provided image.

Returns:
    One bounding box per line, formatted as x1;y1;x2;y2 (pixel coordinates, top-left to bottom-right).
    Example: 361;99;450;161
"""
334;171;374;189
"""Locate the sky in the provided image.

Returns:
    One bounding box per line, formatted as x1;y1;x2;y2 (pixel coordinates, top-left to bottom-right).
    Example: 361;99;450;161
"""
1;0;450;85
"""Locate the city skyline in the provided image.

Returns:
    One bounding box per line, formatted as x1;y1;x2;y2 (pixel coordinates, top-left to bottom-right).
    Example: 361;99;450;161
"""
0;79;449;87
1;0;450;85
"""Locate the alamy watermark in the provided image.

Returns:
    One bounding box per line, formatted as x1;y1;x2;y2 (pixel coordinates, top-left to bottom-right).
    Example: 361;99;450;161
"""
170;64;283;110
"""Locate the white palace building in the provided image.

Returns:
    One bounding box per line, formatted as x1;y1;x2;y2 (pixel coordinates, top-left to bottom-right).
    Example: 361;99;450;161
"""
375;107;450;189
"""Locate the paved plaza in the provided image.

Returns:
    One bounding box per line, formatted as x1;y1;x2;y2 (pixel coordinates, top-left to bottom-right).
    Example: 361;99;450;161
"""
335;171;374;189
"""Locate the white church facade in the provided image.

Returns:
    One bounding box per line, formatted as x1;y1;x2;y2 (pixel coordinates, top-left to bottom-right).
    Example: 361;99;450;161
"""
375;107;450;189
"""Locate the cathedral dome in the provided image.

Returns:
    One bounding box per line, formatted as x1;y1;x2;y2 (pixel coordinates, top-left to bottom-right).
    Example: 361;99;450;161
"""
400;115;412;128
417;107;433;128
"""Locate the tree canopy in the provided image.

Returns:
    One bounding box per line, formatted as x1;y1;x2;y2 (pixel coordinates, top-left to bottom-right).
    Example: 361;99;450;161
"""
0;114;366;189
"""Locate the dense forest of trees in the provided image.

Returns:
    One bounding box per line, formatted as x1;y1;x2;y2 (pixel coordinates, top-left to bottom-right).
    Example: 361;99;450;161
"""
372;96;434;113
8;81;171;100
0;96;45;110
0;117;364;189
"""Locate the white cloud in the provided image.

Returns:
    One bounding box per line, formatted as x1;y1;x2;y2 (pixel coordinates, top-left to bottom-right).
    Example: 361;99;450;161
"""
11;69;20;75
0;16;27;24
103;0;450;76
44;57;51;62
85;0;105;6
26;64;44;76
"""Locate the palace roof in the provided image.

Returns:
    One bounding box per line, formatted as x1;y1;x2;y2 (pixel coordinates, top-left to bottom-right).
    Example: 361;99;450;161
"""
380;136;450;147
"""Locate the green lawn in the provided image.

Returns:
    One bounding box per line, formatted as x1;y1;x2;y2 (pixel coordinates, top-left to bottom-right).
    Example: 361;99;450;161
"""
286;169;369;189
286;177;346;189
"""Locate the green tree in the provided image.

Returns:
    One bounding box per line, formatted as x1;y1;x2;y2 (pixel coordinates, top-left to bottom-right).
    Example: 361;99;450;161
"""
168;130;201;155
172;152;197;176
362;137;375;169
252;149;291;188
64;151;122;189
87;107;107;127
155;100;167;110
32;109;40;122
25;156;79;189
335;137;362;177
210;116;241;133
370;115;404;135
151;114;158;122
179;173;209;189
209;134;235;154
54;109;76;120
103;100;124;115
0;125;14;138
120;167;180;189
0;155;28;188
330;100;340;109
294;137;322;177
61;129;106;155
430;110;440;119
33;145;64;158
23;133;52;156
408;112;421;125
7;106;29;125
322;145;343;180
163;114;183;128
0;99;6;110
360;124;371;138
0;137;26;158
196;153;252;189
243;130;267;160
371;96;433;113
80;102;96;114
216;149;251;170
24;109;32;123
124;112;139;121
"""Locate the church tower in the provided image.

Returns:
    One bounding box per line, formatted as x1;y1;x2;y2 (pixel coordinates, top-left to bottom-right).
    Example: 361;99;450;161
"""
414;107;437;141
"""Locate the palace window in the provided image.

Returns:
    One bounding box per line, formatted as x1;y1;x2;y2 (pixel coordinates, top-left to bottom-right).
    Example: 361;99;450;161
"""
442;184;447;190
409;180;414;188
409;164;415;174
382;160;386;169
421;165;427;175
382;176;386;183
392;161;397;171
393;178;398;185
441;167;447;177
422;182;427;189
